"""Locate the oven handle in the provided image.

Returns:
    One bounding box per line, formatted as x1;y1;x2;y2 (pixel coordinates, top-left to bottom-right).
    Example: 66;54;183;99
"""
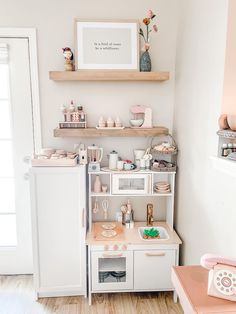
102;253;123;258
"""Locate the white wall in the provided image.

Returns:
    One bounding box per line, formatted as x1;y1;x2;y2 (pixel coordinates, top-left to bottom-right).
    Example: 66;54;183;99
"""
222;0;236;114
0;0;179;162
174;0;236;264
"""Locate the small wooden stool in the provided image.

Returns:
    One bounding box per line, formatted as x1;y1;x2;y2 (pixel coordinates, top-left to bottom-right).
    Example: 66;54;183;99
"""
172;266;236;313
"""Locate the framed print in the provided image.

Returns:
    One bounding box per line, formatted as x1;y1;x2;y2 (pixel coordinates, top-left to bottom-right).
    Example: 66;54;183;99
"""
75;19;139;70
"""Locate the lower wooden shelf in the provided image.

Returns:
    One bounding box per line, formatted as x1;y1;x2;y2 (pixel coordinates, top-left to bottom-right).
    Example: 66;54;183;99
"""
54;127;169;138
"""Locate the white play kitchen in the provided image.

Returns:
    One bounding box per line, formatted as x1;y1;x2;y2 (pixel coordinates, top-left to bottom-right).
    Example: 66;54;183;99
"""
86;144;181;304
29;128;181;304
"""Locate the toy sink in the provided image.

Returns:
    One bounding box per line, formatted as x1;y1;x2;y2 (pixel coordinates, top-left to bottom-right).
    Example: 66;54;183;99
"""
138;226;169;241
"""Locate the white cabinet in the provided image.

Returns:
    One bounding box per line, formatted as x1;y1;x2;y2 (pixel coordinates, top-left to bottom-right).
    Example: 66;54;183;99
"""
134;249;176;290
91;250;133;291
30;166;86;298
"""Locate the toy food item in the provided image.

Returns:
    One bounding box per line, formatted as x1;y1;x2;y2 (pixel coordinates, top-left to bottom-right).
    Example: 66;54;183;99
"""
143;228;160;239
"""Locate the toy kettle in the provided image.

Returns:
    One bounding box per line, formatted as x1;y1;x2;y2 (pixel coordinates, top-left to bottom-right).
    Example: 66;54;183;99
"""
108;150;118;170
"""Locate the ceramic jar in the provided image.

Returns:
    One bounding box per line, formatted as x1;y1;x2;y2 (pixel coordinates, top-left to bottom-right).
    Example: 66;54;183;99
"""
115;117;122;128
109;150;118;170
98;116;106;128
94;175;102;193
107;117;114;128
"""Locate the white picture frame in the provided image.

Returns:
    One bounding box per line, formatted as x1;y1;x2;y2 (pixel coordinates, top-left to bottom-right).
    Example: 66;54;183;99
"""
75;19;139;71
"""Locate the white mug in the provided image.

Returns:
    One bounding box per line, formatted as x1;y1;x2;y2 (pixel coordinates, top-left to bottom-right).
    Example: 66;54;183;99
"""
117;160;124;170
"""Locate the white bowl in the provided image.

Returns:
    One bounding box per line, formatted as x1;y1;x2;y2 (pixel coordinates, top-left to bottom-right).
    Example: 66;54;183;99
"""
129;119;144;127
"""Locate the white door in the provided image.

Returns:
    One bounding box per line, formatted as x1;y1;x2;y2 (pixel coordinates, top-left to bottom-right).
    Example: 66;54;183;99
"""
0;38;35;274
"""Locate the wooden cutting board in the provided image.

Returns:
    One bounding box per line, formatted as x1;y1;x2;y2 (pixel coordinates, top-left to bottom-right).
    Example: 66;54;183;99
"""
93;222;125;241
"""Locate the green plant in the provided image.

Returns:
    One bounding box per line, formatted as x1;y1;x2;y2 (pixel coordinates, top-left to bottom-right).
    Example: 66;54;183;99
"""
144;228;160;239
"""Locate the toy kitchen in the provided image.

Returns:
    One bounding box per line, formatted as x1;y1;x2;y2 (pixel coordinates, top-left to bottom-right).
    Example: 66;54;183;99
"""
29;104;182;304
86;143;181;304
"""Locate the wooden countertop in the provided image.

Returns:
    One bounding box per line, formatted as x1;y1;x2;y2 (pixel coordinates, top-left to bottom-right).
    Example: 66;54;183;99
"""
86;221;182;246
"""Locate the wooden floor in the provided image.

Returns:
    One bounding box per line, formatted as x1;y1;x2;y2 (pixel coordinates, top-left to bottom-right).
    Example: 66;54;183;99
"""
0;275;183;314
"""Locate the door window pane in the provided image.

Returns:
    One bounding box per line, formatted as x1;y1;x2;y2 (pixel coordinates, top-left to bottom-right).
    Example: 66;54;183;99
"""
98;257;127;283
119;178;145;190
0;100;12;139
0;140;14;177
0;178;15;213
0;64;9;99
0;214;17;246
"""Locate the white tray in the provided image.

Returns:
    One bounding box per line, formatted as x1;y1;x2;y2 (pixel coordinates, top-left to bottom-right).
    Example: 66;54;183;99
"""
31;157;78;167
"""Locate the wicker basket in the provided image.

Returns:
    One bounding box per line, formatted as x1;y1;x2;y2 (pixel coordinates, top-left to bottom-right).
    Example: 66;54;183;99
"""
150;134;178;156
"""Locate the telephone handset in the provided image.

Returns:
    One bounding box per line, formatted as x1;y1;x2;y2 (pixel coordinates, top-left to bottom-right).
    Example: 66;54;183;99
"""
201;254;236;302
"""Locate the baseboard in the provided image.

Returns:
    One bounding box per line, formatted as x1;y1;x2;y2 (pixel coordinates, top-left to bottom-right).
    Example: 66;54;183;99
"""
37;286;86;298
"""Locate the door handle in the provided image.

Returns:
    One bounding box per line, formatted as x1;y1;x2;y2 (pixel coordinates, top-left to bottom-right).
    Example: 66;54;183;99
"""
145;252;166;257
102;253;123;258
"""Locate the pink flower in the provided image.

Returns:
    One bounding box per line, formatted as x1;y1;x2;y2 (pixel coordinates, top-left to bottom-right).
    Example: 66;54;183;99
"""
147;9;155;19
153;24;158;32
143;43;150;51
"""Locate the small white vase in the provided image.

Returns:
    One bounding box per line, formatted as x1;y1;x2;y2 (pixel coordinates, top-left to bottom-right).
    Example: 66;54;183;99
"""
227;115;236;131
94;175;102;193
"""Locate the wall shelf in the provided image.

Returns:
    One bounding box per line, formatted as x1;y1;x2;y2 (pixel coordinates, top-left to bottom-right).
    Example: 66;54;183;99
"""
54;127;169;138
49;71;170;82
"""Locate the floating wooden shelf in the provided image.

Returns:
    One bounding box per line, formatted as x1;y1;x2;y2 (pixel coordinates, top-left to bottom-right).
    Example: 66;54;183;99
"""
54;127;169;138
49;71;170;82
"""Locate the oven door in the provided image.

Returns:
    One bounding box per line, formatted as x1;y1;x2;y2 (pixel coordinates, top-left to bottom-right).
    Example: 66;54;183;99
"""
91;251;133;291
112;174;151;195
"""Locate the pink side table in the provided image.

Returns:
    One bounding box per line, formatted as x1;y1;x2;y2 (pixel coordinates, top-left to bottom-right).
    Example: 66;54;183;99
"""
172;266;236;313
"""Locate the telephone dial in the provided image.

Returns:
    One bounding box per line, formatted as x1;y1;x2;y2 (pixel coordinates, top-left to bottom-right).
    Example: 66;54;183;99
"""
201;254;236;302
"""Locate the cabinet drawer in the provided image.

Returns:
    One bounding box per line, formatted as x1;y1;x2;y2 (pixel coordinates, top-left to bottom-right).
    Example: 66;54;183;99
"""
134;250;176;290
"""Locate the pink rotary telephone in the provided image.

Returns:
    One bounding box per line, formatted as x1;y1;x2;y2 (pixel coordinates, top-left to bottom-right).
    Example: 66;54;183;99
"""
201;254;236;302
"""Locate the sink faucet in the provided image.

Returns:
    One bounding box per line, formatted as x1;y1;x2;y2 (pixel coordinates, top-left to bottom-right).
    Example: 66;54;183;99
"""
146;203;154;226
